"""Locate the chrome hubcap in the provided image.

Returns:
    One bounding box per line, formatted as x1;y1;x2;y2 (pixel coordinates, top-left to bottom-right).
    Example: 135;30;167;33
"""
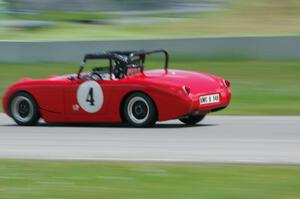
11;96;34;123
127;97;149;124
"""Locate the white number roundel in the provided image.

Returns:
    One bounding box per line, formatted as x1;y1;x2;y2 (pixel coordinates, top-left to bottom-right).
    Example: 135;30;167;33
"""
76;81;104;113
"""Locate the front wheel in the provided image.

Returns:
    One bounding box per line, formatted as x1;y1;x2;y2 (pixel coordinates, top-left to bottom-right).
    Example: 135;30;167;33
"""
123;92;157;127
9;92;40;126
179;115;206;125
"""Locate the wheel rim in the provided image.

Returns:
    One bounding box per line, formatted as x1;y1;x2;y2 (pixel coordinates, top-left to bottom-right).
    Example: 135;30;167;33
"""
11;96;34;123
127;96;149;124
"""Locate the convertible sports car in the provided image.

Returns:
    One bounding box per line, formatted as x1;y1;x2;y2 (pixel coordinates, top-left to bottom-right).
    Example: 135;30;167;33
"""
2;49;231;127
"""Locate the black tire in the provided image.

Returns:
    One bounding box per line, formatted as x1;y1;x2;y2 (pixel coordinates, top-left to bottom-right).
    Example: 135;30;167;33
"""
123;92;157;127
9;92;40;126
179;115;206;125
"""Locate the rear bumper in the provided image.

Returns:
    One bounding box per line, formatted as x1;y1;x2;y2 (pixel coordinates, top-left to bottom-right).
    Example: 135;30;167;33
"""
189;87;231;115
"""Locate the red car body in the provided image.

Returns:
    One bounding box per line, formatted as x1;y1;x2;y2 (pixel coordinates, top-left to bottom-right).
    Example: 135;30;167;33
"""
2;50;231;125
2;70;231;123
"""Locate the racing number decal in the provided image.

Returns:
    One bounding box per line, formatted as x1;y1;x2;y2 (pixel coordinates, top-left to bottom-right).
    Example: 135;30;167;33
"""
76;81;104;113
86;88;95;106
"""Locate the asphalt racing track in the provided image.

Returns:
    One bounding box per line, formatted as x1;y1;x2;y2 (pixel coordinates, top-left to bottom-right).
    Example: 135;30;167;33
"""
0;113;299;164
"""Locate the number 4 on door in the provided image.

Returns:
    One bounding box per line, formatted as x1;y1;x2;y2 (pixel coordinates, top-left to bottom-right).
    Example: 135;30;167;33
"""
86;88;95;106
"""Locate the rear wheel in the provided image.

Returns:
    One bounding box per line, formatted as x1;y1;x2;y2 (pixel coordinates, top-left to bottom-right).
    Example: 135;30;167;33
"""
9;92;40;126
179;115;206;125
123;92;157;127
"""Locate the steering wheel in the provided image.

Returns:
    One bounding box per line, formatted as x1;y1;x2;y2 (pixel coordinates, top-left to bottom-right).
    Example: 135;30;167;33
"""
90;72;103;80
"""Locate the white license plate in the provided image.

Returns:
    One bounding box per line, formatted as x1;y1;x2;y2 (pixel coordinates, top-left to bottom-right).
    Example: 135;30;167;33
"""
199;94;220;105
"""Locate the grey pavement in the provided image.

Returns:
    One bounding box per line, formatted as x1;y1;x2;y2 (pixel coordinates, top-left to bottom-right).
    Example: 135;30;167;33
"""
0;113;299;164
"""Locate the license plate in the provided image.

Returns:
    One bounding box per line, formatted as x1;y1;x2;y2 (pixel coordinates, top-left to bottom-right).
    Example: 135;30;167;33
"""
199;94;220;105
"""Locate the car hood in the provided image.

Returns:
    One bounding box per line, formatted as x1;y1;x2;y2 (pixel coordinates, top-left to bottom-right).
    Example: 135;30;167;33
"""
137;69;223;94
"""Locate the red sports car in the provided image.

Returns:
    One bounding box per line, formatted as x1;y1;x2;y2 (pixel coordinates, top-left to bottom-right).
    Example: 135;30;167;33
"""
2;50;231;127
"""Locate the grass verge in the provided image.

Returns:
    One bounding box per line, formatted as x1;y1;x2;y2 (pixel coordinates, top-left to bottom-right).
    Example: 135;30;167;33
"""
0;160;300;199
1;59;300;115
1;0;300;40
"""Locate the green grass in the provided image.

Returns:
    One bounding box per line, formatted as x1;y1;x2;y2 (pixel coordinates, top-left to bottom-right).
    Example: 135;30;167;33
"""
1;59;300;115
0;160;300;199
1;0;300;40
9;11;113;22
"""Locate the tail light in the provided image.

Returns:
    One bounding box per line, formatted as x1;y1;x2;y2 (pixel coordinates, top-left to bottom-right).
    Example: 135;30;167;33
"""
182;86;191;96
223;79;231;88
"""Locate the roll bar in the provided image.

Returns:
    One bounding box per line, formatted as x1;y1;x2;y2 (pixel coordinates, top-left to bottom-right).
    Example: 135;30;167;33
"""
130;49;169;70
77;49;169;79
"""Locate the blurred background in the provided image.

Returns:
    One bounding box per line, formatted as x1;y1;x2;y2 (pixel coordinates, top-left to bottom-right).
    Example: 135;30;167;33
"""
0;0;300;115
1;1;300;199
1;0;300;39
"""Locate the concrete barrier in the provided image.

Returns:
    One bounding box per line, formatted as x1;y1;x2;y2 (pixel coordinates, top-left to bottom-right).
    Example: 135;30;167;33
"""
0;36;300;62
